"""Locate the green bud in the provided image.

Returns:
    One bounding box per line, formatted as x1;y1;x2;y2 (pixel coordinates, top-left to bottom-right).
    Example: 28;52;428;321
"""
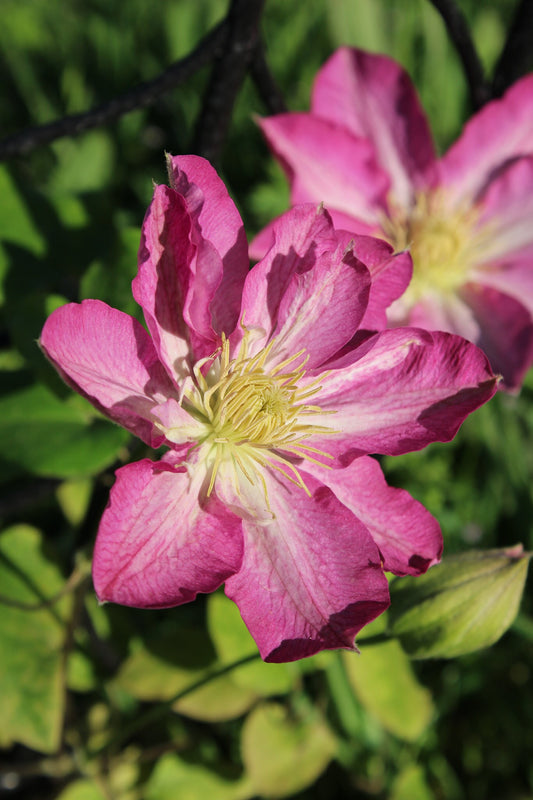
388;545;531;659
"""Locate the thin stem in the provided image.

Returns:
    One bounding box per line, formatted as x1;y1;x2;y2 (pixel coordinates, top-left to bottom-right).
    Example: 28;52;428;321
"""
0;559;90;611
428;0;491;109
90;652;261;756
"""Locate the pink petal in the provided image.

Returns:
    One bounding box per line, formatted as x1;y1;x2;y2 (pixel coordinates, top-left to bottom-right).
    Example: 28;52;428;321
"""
93;458;243;608
237;205;371;369
391;291;482;344
39;299;176;446
259;113;389;226
224;468;389;662
133;185;198;380
350;235;413;330
167;155;249;335
459;283;533;392
308;327;497;461
440;74;533;206
305;456;442;576
312;47;438;207
249;211;378;263
470;156;533;314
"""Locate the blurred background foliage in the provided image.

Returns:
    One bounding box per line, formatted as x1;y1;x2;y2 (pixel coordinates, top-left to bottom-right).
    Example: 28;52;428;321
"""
0;0;532;798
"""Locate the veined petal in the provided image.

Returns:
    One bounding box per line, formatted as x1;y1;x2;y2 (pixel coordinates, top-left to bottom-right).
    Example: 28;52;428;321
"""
308;328;497;460
93;458;243;608
167;154;249;336
470;157;533;314
39;299;176;446
134;185;197;381
348;234;413;330
390;291;482;344
238;204;371;368
459;283;533;392
311;47;437;207
223;468;389;662
259;113;389;226
305;456;442;576
440;74;533;206
250;210;379;263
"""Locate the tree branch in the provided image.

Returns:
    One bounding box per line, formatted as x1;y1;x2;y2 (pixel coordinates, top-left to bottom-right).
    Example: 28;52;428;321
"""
0;17;230;161
428;0;491;109
193;0;266;163
492;0;533;96
250;39;288;115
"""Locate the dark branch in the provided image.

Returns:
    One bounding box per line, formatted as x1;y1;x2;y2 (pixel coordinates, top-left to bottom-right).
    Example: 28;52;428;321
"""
193;0;266;163
492;0;533;96
0;17;230;161
250;40;288;115
428;0;491;109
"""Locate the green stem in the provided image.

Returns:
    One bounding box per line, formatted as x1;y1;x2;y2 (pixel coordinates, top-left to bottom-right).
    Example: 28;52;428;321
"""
90;651;261;756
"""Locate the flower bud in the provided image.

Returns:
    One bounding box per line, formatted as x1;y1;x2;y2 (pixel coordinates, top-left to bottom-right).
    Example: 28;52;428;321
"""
388;545;531;658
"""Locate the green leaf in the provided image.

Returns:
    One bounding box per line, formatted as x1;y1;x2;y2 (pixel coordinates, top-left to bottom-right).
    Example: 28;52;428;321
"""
54;780;107;800
343;617;434;741
0;166;46;305
113;627;257;722
241;702;337;798
56;478;93;526
390;765;434;800
0;525;71;753
145;753;253;800
389;546;531;659
0;382;129;480
207;592;296;696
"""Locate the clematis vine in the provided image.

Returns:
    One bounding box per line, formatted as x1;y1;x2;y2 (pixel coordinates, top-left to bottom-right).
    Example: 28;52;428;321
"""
255;47;533;391
40;155;497;662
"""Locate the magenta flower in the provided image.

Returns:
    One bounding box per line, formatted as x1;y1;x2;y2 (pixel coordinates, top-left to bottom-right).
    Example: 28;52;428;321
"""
40;155;497;662
256;47;533;391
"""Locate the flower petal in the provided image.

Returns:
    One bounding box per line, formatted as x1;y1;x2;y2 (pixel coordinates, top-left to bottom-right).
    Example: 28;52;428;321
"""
238;204;371;369
39;299;175;446
134;185;197;380
459;283;533;392
308;328;497;460
93;458;243;608
167;154;249;335
311;47;437;207
304;456;442;576
440;74;533;206
259;113;389;226
470;156;533;314
224;468;389;662
350;236;413;330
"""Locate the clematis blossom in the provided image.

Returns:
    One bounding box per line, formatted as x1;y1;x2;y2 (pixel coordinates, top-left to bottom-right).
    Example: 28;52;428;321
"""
40;155;497;662
256;47;533;391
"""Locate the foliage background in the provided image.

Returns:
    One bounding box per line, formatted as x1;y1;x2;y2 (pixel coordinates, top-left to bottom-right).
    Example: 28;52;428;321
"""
0;1;532;798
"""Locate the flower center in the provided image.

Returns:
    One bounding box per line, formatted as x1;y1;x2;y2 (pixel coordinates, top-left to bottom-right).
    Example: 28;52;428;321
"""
185;330;334;497
383;189;480;308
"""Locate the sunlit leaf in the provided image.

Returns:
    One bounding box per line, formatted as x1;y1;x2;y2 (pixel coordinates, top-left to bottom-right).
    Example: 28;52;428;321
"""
0;525;71;753
113;627;257;722
0;383;129;480
241;702;337;798
207;591;296;696
344;618;434;741
145;753;253;800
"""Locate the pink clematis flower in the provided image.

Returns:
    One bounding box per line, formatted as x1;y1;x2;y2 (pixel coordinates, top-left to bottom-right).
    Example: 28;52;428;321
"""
40;155;497;662
255;47;533;391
